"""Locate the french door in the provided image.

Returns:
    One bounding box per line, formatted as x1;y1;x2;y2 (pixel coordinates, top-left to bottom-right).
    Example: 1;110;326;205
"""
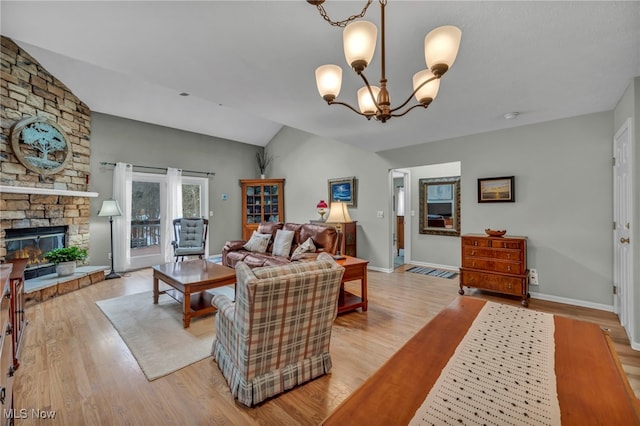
128;173;209;270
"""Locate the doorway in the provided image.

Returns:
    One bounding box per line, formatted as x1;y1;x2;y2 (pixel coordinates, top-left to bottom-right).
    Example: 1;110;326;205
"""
392;170;409;268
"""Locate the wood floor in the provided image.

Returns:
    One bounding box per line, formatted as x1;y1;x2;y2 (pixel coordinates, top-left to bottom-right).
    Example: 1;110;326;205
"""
13;265;640;425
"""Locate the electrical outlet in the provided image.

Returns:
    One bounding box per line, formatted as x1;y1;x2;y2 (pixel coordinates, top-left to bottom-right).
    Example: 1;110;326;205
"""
108;252;112;260
529;268;539;285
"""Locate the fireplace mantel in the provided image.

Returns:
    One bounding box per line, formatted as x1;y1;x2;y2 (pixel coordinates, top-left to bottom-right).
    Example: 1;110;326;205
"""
0;185;99;198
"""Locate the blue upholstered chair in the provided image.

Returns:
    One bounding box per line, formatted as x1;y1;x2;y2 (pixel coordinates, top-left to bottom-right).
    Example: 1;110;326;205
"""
171;218;208;261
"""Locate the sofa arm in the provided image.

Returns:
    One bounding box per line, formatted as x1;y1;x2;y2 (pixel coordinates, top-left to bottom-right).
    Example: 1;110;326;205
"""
223;240;247;251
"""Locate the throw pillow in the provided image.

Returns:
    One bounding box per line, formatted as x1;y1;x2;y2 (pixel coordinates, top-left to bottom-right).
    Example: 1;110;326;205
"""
242;231;271;253
272;229;295;257
291;237;316;259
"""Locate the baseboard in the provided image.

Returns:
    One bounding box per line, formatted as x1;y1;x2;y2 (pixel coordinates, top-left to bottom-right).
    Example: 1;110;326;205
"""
528;290;614;313
368;265;394;273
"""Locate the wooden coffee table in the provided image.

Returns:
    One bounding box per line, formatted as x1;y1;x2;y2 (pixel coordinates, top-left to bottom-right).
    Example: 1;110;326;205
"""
152;260;236;328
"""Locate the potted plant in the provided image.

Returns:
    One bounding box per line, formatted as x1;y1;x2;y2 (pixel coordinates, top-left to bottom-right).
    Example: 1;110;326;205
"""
44;246;88;277
256;150;272;179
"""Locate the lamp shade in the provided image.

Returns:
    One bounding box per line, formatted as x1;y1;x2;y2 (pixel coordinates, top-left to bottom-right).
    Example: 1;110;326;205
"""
424;25;462;72
317;200;328;209
343;20;377;71
357;85;381;114
98;199;123;217
412;69;440;104
326;201;352;223
315;64;343;101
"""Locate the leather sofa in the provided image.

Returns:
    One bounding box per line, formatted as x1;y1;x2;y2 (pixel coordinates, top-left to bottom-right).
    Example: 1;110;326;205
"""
222;222;339;268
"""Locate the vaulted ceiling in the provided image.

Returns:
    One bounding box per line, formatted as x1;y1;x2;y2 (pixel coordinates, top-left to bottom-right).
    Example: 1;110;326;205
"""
2;1;639;152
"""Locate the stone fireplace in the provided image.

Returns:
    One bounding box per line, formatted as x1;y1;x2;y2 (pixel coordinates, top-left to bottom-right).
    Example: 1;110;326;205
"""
1;36;103;301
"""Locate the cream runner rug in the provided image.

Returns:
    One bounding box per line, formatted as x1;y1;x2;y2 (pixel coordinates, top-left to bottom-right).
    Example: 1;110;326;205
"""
410;301;561;426
96;290;216;381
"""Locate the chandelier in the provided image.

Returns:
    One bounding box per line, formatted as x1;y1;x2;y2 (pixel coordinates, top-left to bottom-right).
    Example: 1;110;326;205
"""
308;0;462;123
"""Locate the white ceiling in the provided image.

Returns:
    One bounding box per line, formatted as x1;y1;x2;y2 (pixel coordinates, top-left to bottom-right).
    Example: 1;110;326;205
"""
2;1;639;152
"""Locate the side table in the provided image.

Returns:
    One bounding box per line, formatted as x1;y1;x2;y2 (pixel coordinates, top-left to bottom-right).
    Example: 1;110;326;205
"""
335;256;368;314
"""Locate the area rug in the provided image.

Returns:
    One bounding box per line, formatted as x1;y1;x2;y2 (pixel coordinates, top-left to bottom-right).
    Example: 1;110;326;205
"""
96;291;215;381
406;266;458;279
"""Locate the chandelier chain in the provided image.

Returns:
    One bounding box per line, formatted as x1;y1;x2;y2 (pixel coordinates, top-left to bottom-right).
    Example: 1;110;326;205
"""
314;0;374;28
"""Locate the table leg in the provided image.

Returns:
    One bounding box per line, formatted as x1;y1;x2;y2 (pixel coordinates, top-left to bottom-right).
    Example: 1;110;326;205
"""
153;275;159;304
361;265;368;311
183;289;191;328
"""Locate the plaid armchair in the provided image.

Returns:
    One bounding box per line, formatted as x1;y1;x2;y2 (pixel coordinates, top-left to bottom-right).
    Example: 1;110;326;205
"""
211;252;345;406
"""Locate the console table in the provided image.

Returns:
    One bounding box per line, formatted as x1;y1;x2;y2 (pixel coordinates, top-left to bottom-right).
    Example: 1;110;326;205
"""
310;220;357;257
323;297;640;425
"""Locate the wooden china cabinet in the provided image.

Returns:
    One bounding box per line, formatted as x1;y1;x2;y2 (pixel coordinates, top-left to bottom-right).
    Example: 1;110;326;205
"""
240;178;285;240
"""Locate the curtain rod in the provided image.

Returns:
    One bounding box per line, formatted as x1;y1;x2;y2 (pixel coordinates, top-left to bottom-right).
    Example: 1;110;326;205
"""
100;162;215;177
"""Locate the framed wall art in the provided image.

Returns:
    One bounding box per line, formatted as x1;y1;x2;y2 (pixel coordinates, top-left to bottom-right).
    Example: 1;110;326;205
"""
10;116;72;175
328;176;357;207
477;176;515;203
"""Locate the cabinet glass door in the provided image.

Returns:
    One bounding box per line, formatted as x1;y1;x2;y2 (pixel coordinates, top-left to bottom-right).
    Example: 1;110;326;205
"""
246;185;263;224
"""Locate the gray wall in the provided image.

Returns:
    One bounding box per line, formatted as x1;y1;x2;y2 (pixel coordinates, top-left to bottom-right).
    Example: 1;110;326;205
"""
380;112;614;309
269;111;617;310
88;113;263;267
406;162;461;268
266;127;392;269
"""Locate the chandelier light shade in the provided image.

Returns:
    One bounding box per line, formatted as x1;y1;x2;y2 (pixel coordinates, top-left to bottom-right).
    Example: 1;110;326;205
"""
358;86;381;114
424;26;463;76
343;20;377;72
315;64;343;101
412;70;440;105
308;0;462;123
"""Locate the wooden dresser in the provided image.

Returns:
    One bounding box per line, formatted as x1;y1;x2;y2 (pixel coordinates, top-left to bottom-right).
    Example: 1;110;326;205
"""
459;234;529;306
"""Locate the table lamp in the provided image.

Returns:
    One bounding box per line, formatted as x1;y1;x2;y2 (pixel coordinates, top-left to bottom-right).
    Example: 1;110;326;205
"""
98;199;123;280
326;201;352;258
316;200;328;220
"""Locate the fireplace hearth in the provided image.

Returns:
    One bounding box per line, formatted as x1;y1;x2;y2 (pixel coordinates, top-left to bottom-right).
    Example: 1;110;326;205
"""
5;226;68;280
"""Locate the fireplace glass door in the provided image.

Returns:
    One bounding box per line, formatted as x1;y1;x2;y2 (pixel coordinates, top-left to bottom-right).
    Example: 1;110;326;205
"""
5;226;67;279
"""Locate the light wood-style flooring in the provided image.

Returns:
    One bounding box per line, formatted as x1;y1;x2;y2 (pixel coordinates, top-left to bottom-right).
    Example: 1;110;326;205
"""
13;265;640;425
